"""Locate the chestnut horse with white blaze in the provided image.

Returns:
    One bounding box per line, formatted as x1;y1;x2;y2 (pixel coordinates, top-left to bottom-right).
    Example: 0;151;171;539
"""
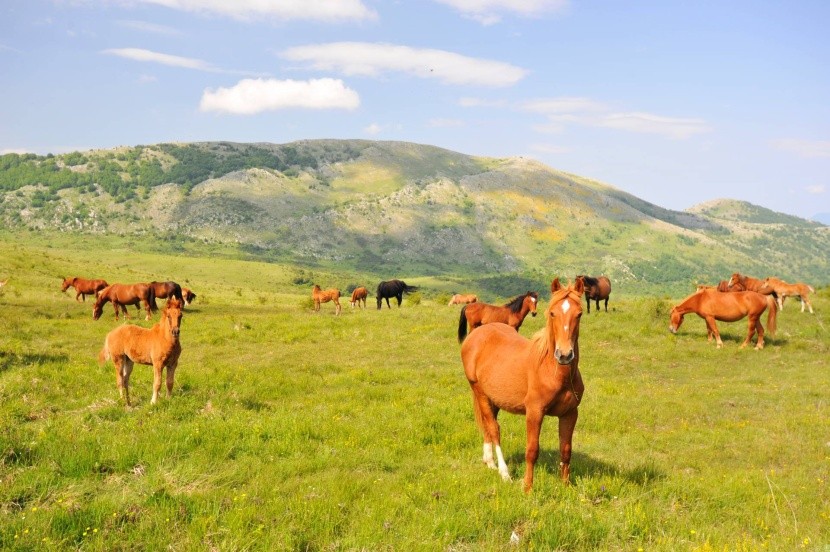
457;291;538;343
312;284;341;315
62;276;108;302
448;293;478;306
99;297;183;406
761;277;814;313
669;289;777;349
461;278;585;492
93;283;157;321
350;286;368;309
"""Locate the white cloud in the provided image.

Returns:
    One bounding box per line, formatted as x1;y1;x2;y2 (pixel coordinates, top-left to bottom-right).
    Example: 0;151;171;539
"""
772;138;830;159
199;78;360;115
129;0;377;22
434;0;569;25
102;48;218;71
281;42;526;87
598;112;711;139
806;185;826;194
364;123;383;135
116;20;182;36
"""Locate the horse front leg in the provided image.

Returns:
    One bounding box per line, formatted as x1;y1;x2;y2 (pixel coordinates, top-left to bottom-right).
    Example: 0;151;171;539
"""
558;409;579;485
705;316;723;348
112;302;121;320
165;358;178;399
523;409;545;493
151;361;163;404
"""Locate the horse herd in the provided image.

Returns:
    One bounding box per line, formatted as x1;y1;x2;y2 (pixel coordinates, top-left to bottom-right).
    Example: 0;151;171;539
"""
58;268;816;493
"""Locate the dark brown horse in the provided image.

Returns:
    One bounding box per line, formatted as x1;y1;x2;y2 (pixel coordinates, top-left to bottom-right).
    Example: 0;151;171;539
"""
99;297;183;406
458;291;538;343
576;275;611;313
61;276;108;302
149;281;183;309
461;278;585;491
669;289;777;349
93;283;157;321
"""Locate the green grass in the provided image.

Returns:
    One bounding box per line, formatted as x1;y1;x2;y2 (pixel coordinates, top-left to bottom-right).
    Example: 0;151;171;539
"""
1;234;828;550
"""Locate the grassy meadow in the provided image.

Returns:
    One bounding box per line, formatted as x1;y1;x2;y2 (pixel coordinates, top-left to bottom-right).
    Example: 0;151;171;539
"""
0;232;828;551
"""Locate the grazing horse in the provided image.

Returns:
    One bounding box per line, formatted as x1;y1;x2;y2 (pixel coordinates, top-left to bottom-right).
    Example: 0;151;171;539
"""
576;275;611;313
448;293;478;306
149;281;184;309
458;291;539;343
376;279;419;309
461;278;585;492
669;289;777;349
99;297;183;406
761;277;815;313
350;287;368;309
182;287;197;306
312;284;342;315
61;276;108;302
93;283;157;321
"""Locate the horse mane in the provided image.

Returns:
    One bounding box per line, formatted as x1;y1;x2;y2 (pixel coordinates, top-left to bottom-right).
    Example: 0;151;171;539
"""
579;275;599;287
503;291;538;313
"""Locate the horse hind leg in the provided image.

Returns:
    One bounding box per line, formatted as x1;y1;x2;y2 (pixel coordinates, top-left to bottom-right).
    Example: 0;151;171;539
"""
117;357;134;406
753;316;765;350
471;389;509;480
741;315;757;349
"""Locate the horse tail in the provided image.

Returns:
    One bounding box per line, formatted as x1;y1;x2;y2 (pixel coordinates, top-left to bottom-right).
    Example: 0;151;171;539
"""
766;295;778;336
403;284;418;294
458;305;469;343
98;343;110;366
149;285;158;312
808;285;815;293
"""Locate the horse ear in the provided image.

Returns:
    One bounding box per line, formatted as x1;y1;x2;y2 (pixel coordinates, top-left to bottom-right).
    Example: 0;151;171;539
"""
551;278;562;292
574;277;585;294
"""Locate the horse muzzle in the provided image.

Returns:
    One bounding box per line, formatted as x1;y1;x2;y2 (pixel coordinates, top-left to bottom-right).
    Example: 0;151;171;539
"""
531;312;537;317
171;328;180;338
668;326;677;334
554;348;574;365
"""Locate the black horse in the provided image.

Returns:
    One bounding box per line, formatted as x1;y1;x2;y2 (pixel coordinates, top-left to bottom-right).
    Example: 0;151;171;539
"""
376;279;418;309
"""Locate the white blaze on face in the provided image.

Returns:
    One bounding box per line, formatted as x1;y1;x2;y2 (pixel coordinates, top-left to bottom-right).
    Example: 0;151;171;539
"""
562;299;570;313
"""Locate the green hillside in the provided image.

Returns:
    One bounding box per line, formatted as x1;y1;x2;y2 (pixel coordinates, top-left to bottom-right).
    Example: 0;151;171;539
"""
1;140;827;295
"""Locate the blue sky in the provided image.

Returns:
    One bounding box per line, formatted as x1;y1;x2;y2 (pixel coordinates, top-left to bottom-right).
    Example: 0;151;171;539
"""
1;1;828;220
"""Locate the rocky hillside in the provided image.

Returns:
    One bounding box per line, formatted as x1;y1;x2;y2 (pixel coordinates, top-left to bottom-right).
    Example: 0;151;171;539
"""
1;140;827;294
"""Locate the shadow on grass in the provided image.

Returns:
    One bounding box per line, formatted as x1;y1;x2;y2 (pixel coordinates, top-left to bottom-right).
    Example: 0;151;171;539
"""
0;350;69;373
507;449;664;486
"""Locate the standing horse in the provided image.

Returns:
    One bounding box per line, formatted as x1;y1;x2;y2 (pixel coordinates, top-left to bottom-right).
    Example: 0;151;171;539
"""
448;293;478;306
461;278;585;492
576;275;611;313
458;291;538;343
350;287;368;309
376;279;419;309
61;276;108;302
669;289;777;349
727;272;775;295
312;284;342;315
99;297;183;406
761;277;815;313
93;283;157;321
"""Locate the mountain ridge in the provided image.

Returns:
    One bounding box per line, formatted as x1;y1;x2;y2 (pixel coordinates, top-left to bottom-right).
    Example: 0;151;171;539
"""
1;139;826;294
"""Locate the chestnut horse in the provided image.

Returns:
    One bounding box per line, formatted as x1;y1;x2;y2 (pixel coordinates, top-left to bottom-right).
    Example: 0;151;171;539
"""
696;280;745;293
448;293;478;306
149;281;184;307
93;283;157;321
761;277;815;313
99;297;183;406
461;278;585;492
350;287;368;309
61;276;108;302
727;272;775;296
669;289;777;349
576;275;611;313
458;291;538;343
312;284;341;315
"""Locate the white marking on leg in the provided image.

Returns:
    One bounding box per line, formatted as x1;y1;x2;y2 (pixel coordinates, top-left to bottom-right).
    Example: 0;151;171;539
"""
562;299;570;313
495;445;511;481
482;443;495;469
